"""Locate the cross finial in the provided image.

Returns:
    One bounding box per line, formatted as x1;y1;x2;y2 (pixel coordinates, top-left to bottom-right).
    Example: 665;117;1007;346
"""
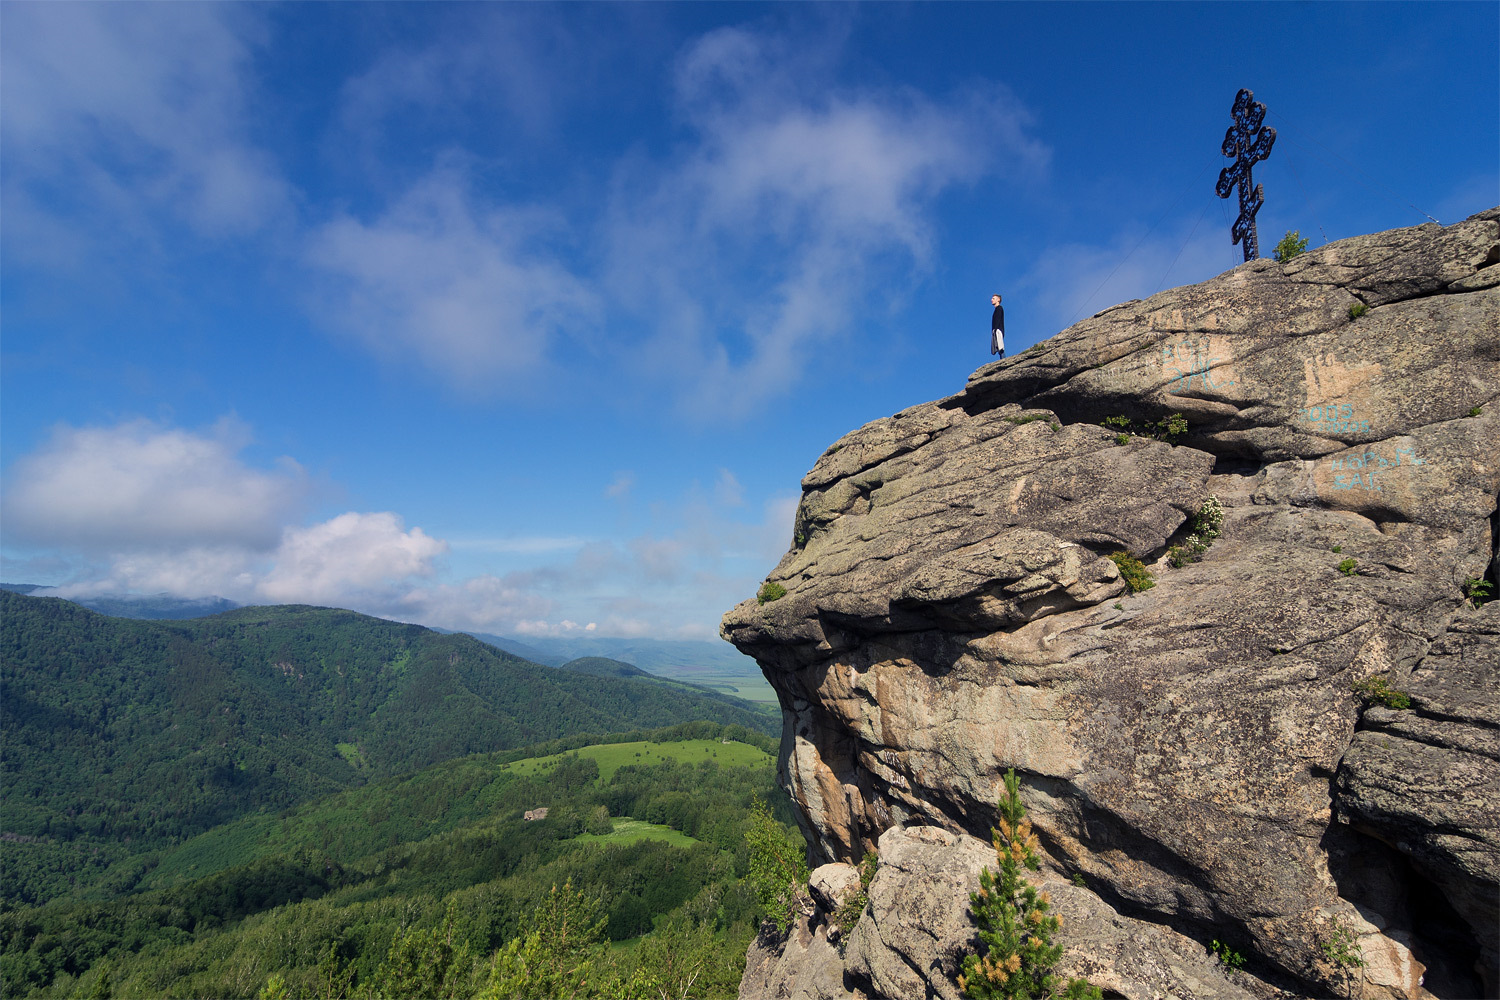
1215;88;1276;262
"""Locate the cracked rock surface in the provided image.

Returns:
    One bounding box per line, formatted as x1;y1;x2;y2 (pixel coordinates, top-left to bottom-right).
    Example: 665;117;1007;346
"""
725;211;1500;1000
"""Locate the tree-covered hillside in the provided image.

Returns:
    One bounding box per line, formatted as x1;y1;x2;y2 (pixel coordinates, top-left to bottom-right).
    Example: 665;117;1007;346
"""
0;725;803;999
0;592;775;889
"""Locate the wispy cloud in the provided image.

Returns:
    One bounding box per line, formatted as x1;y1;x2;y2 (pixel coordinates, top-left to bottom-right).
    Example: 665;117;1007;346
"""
304;168;600;394
447;536;589;555
602;25;1049;418
0;2;288;268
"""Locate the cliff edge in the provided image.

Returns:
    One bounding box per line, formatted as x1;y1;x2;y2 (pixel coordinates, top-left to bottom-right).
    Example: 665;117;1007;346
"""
722;210;1500;1000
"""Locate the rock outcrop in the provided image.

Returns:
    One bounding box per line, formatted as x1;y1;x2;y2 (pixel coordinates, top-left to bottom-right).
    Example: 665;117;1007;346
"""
723;211;1500;1000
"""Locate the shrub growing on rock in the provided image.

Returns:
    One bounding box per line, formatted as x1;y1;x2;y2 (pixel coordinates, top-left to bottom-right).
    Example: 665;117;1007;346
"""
833;850;879;950
1109;552;1154;593
745;798;808;935
1169;497;1225;568
960;770;1100;1000
1350;676;1411;710
757;582;787;604
1273;230;1309;262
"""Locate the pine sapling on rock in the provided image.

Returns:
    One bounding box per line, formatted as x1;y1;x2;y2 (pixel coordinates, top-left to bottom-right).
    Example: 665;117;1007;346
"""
959;770;1100;1000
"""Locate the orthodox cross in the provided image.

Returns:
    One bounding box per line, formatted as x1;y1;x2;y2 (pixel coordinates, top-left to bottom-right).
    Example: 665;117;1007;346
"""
1215;88;1276;261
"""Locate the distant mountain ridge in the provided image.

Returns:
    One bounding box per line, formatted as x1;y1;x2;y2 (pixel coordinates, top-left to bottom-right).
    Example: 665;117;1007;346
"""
0;583;240;619
459;631;756;670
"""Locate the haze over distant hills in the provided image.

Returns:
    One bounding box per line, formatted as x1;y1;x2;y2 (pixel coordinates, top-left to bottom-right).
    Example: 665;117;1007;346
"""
0;584;240;620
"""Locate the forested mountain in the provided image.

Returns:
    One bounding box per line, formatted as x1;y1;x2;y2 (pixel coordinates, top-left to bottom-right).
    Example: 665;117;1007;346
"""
558;656;655;679
0;593;774;865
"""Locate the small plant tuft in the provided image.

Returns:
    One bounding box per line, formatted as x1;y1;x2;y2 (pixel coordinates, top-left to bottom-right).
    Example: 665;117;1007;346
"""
1101;413;1188;443
1320;916;1366;999
1469;405;1484;417
1168;497;1224;568
1351;676;1411;710
1348;302;1368;320
1114;433;1130;446
757;582;787;604
1109;552;1155;593
1338;557;1357;577
1331;544;1343;553
833;850;879;949
1273;230;1310;263
1070;873;1086;888
1156;413;1189;442
1464;577;1494;607
1210;939;1246;974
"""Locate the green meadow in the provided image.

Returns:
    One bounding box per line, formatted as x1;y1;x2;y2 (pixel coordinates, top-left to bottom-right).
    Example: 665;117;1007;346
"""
499;738;772;783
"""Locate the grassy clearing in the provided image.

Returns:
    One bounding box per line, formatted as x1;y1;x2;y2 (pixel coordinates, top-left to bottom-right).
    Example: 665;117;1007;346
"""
499;739;772;784
576;818;700;849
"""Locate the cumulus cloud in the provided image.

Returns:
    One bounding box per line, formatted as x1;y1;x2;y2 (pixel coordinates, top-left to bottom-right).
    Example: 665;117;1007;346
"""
2;418;307;552
0;2;288;259
4;419;796;639
258;512;447;606
305;169;599;392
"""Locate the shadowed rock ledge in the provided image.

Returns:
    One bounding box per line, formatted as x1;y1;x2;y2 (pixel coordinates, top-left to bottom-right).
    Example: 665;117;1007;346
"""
722;210;1500;1000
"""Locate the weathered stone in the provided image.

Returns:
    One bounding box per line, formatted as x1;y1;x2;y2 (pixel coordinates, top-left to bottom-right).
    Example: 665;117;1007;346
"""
808;862;860;914
725;211;1500;1000
743;825;1274;1000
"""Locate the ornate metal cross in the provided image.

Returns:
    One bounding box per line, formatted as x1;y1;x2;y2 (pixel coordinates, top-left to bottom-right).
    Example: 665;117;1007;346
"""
1215;88;1276;261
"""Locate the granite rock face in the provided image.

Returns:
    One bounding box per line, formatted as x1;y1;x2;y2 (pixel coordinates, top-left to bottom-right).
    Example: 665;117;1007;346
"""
724;212;1500;1000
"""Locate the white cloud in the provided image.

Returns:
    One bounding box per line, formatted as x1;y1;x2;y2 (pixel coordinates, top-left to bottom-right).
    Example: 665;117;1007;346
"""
4;419;798;639
2;418;307;552
0;3;288;254
603;26;1049;418
332;8;572;160
304;168;599;392
512;619;599;637
258;512;447;606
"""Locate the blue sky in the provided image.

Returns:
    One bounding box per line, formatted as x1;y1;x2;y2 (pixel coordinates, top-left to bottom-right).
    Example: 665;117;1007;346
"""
3;2;1495;639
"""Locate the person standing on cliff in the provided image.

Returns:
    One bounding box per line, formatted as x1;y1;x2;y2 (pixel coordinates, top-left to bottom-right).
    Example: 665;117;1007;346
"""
990;294;1005;358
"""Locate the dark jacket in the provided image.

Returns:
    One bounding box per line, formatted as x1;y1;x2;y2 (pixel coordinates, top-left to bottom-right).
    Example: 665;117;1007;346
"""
991;304;1005;333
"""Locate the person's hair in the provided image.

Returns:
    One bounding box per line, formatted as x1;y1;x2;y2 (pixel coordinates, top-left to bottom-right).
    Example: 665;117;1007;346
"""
992;293;1002;301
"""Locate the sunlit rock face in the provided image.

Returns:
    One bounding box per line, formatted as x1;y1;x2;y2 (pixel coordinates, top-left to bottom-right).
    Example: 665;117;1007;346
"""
724;209;1500;1000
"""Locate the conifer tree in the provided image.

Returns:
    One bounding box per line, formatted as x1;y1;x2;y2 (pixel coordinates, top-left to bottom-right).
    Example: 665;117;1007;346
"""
959;770;1101;1000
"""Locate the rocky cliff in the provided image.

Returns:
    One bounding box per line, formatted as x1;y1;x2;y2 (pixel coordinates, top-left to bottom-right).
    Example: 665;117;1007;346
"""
722;210;1500;1000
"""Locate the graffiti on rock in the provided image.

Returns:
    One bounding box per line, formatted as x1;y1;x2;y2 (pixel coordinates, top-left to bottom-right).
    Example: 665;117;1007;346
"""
1329;446;1424;492
1161;337;1234;393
